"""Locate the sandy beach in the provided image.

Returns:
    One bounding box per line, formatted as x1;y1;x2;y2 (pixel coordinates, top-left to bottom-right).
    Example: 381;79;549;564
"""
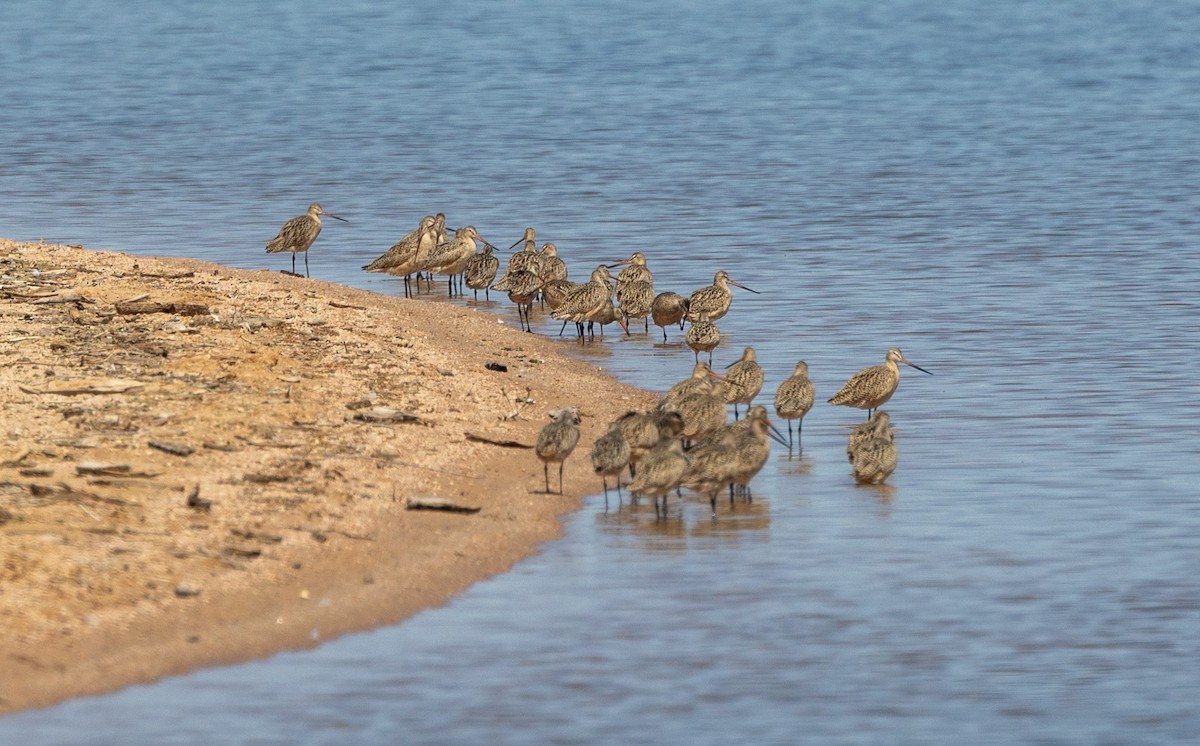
0;238;656;715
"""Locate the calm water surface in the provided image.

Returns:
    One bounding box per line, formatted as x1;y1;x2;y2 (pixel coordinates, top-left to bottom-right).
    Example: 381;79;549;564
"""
2;0;1199;743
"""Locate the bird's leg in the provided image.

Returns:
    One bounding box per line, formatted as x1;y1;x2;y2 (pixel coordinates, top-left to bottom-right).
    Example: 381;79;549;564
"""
558;462;565;495
544;463;550;494
304;252;309;278
558;320;568;337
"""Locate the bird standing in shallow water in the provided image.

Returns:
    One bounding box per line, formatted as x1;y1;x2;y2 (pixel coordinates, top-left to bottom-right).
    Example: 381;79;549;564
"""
685;311;720;364
774;361;815;454
687;270;759;322
723;346;764;420
363;215;436;298
265;203;348;278
464;243;500;301
590;425;631;506
828;347;932;417
848;410;897;484
536;408;581;494
651;291;689;342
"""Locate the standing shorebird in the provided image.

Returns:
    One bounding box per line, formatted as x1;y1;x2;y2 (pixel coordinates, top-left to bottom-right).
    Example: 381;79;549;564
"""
552;265;616;339
613;251;653;289
685;311;720;364
829;347;933;418
616;279;654;334
363;215;436;298
651;291;689;342
628;437;688;518
535;408;581;495
535;243;568;283
848;410;897;484
265;203;348;278
677;379;730;445
723;346;764;420
509;226;537;253
660;361;723;408
774;361;815;453
687;270;759;322
464;243;500;301
492;268;542;332
612;410;661;478
425;226;489;296
541;278;577;313
590;425;631;507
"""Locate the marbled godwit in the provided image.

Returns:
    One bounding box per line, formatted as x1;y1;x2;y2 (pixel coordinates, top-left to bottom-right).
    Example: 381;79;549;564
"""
363;215;436;298
847;410;893;462
612;410;661;478
508;226;537;253
464;243;500;301
492;267;542;332
551;265;615;338
677;379;730;445
265;203;347;278
687;270;759;322
828;347;932;417
536;243;568;283
651;291;689;342
591;297;627;336
616;279;654;334
425;226;489;296
590;425;631;506
660;361;721;408
535;407;581;494
541;278;577;313
613;252;653;289
774;361;815;453
685;311;720;364
848;411;897;484
727;406;785;498
628;437;688;518
723;346;764;420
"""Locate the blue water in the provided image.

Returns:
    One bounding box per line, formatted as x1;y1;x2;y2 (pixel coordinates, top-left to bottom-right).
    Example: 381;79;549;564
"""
3;0;1200;743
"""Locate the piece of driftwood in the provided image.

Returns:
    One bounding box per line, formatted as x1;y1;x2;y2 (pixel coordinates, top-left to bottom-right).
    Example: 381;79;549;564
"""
405;497;482;514
148;440;194;457
328;300;367;310
114;300;210;316
30;292;94;305
19;378;144;395
464;432;533;449
349;407;430;425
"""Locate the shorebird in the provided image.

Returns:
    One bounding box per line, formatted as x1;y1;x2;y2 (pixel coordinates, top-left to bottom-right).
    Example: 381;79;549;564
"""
535;408;581;494
492;267;542;332
651;291;689;342
616;279;654;334
612;251;653;289
774;361;815;453
723;346;764;420
685;311;720;364
425;226;489;296
551;265;615;339
590;425;631;506
828;348;932;417
509;226;537;253
687;270;759;322
363;215;436;298
464;243;500;301
612;410;661;477
591;297;627;336
847;410;894;462
660;361;722;408
541;278;577;313
535;243;568;283
677;379;730;445
848;411;897;484
265;203;348;278
628;437;688;518
726;406;785;498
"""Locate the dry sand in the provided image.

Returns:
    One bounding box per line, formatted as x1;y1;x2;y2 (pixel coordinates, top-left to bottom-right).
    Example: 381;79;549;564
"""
0;238;656;715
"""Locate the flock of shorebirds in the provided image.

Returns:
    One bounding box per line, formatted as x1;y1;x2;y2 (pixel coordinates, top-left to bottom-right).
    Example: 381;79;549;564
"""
266;205;934;514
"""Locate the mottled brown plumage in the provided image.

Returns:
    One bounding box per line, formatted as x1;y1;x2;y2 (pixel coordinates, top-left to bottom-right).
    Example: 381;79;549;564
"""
651;291;689;342
723;346;764;419
265;203;347;277
535;408;581;494
685;311;720;364
362;215;437;297
628;437;688;517
829;348;932;417
464;243;500;301
590;426;631;503
686;270;758;322
774;361;815;453
848;411;897;484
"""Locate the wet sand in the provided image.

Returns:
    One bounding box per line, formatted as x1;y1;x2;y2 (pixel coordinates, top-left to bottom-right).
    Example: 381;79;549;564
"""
0;238;655;715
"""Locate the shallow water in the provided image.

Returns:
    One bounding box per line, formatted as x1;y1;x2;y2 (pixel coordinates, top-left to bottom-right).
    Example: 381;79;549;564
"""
2;0;1200;743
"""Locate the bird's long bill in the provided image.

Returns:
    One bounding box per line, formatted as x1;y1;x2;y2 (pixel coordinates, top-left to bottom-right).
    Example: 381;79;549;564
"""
707;370;729;381
729;279;760;294
608;258;632;267
900;358;934;375
507;237;525;250
767;421;790;447
324;212;349;223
